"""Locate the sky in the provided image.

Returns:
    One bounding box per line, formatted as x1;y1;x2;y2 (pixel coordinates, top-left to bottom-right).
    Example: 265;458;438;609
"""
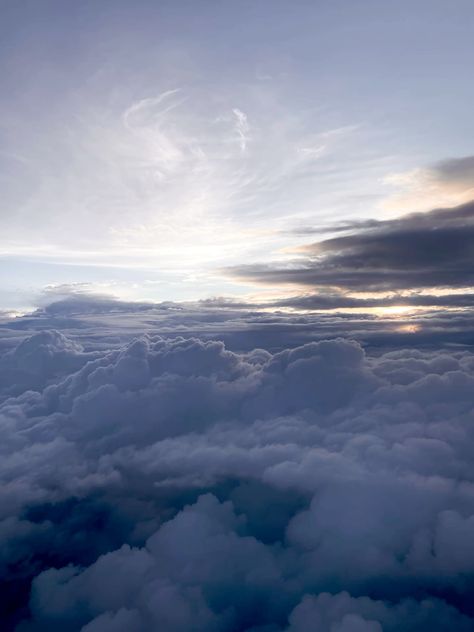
3;3;474;631
1;0;474;310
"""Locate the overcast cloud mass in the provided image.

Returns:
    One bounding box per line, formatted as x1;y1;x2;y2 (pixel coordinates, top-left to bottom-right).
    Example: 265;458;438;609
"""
2;1;474;630
0;299;474;630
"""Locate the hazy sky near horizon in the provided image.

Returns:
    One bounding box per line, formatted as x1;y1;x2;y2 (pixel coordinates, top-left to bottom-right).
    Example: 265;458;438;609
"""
1;0;474;309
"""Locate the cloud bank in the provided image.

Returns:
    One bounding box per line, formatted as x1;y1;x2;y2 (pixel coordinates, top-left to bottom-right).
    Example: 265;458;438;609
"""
229;200;474;293
1;306;474;630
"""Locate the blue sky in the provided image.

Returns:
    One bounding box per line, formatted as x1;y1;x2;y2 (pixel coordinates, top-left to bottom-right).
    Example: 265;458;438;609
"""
1;0;474;310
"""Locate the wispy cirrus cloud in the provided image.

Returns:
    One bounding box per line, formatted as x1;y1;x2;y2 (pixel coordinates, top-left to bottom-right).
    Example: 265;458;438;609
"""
232;108;250;153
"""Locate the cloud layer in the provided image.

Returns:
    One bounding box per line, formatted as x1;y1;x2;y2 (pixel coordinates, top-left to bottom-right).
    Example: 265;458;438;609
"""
230;200;474;293
1;309;474;630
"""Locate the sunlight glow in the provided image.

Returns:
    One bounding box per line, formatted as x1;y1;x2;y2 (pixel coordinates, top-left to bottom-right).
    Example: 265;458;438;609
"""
373;305;419;318
394;323;421;334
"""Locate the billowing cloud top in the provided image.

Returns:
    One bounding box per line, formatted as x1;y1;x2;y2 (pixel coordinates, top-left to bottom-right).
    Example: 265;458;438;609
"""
1;302;474;631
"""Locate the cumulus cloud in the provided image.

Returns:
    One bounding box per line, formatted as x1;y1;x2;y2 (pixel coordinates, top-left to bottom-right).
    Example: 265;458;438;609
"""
0;313;473;630
0;330;99;401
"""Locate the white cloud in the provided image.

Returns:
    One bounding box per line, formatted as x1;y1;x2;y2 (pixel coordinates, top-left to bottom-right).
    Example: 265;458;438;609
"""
232;108;250;153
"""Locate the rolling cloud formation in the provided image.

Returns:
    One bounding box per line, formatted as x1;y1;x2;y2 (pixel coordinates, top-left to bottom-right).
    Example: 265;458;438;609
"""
1;310;474;630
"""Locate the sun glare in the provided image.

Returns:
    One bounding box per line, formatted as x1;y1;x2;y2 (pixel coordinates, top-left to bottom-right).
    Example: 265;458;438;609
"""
374;305;417;318
394;323;421;334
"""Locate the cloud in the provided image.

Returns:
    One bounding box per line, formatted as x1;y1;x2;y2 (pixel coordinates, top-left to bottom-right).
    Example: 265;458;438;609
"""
5;289;474;361
0;315;474;629
228;200;474;293
384;156;474;213
286;592;472;632
433;156;474;187
0;329;99;401
273;292;474;311
232;109;250;153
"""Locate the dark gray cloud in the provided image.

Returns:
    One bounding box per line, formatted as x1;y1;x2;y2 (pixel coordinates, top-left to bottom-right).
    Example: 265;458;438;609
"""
432;155;474;187
1;307;474;630
229;200;474;292
273;292;474;310
4;292;474;357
